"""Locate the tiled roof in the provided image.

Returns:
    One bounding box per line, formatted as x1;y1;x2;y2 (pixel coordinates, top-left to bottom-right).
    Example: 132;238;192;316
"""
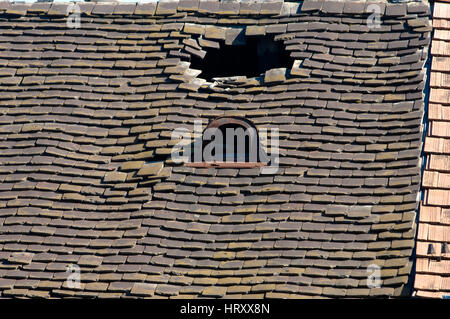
0;1;430;298
414;1;450;299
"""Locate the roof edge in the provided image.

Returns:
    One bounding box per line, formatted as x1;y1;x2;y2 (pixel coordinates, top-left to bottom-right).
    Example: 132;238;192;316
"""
0;0;430;18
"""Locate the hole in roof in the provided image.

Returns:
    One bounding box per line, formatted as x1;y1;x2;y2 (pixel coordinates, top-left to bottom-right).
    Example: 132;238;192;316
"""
190;35;294;82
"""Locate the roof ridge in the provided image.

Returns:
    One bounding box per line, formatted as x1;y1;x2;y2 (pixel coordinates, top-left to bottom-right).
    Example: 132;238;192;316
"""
0;0;430;17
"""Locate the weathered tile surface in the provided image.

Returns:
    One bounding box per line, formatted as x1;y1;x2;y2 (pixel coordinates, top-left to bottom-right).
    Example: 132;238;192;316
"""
0;0;430;298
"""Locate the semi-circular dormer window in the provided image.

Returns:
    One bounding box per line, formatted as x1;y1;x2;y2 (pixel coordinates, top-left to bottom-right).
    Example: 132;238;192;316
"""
186;117;268;168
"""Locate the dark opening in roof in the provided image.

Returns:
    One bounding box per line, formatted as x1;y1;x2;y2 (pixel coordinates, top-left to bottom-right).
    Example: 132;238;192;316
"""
190;36;293;81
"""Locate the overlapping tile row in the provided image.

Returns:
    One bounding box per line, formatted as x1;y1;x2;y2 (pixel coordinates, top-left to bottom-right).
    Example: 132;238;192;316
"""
414;1;450;299
0;1;430;298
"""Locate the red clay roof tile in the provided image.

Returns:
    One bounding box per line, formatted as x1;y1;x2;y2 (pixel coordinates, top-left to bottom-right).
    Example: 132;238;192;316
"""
415;1;450;298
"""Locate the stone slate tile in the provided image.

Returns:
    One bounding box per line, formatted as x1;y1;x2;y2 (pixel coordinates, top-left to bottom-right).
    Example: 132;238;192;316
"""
300;0;323;12
385;4;407;17
322;1;344;14
343;2;366;15
260;2;283;15
135;3;156;15
92;4;115;15
113;4;136;15
178;0;199;12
